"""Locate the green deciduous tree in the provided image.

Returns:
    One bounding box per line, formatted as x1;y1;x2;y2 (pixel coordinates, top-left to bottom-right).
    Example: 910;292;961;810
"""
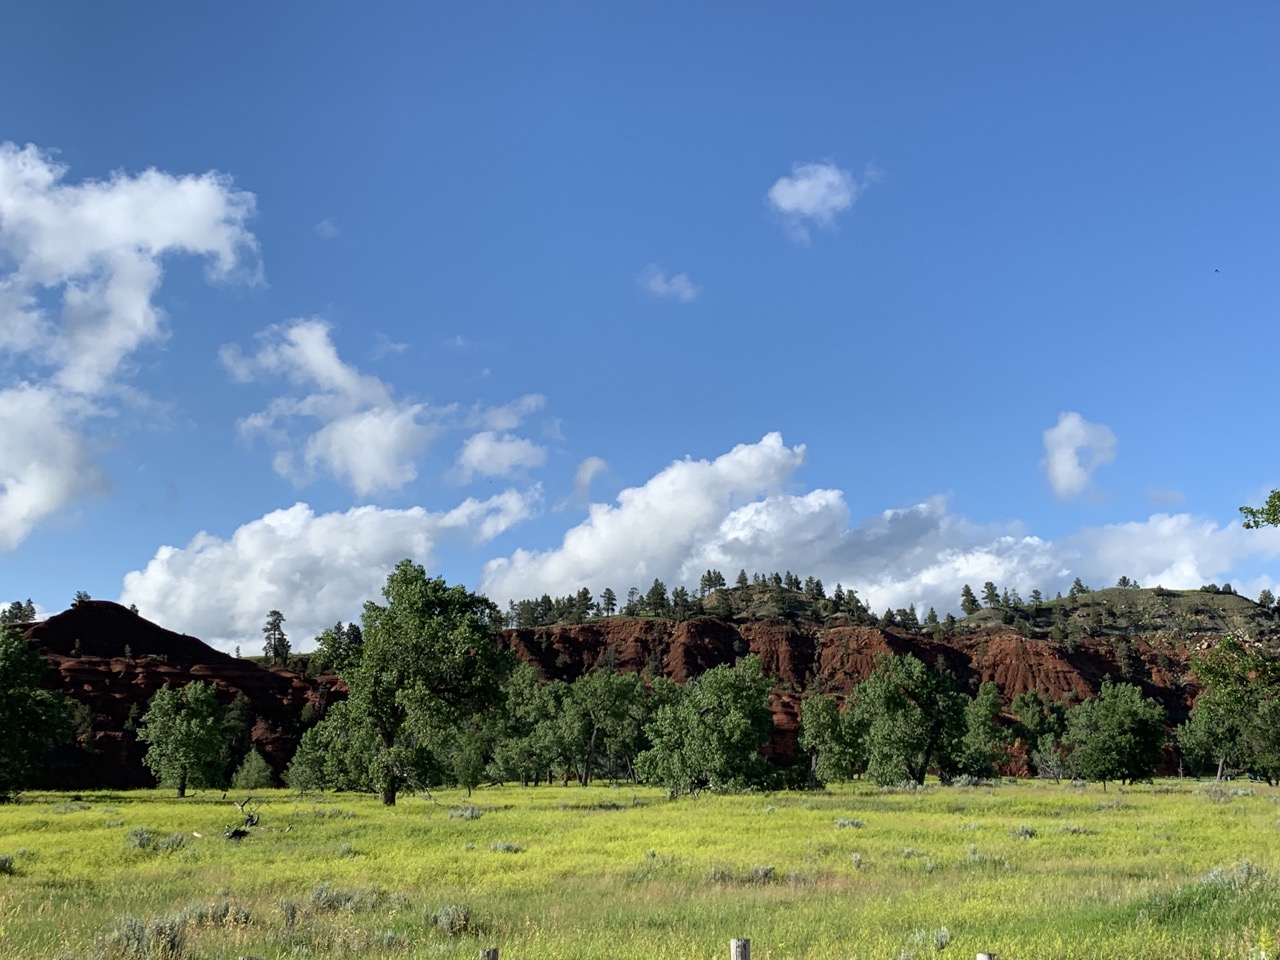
637;655;774;796
852;653;965;786
1064;681;1166;789
1240;491;1280;529
798;693;867;785
311;621;363;675
0;625;71;800
346;560;511;805
958;680;1009;778
138;681;231;797
1178;636;1280;780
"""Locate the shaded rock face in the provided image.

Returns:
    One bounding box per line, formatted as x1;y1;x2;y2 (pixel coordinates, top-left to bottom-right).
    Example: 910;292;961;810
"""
25;603;1197;786
24;601;341;790
503;618;1198;763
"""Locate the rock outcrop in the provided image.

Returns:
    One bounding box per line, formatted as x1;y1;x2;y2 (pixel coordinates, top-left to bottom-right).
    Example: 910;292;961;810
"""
24;602;1199;787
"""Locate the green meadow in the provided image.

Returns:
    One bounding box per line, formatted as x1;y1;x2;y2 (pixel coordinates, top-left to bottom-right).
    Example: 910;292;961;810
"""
1;781;1278;959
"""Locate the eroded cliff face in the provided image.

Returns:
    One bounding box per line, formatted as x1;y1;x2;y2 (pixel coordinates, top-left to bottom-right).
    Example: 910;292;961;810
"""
24;601;340;789
504;615;1198;762
25;603;1198;787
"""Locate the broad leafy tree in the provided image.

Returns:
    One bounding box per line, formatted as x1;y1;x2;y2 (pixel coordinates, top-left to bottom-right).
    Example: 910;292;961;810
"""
1240;491;1280;529
310;620;363;675
637;655;774;796
1064;681;1166;788
0;625;71;800
138;681;231;797
798;693;867;785
957;680;1009;778
559;669;646;787
346;560;511;805
1178;636;1280;780
852;653;965;786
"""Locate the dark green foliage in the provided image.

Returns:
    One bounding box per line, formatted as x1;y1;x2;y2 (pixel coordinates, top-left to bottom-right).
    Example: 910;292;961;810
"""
636;655;774;795
285;700;379;792
981;582;1000;608
1240;489;1280;529
0;599;36;625
852;653;965;786
798;693;867;784
0;625;72;800
347;560;511;805
263;609;290;666
960;584;981;616
138;681;232;797
1178;636;1280;781
1064;681;1167;787
1010;690;1067;757
231;747;273;790
310;620;363;675
958;681;1009;778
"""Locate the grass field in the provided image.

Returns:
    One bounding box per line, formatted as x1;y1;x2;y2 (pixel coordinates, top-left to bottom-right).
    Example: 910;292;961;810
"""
1;780;1278;959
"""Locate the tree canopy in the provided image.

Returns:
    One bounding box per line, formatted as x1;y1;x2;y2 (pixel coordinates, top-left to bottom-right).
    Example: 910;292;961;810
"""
0;625;71;800
345;559;511;805
138;681;232;797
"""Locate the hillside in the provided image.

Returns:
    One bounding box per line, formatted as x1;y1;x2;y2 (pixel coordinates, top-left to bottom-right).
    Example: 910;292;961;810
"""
18;587;1275;788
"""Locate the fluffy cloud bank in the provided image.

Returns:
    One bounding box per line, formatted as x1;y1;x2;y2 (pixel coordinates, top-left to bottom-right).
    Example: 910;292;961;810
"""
0;142;258;547
482;433;1280;614
120;488;539;649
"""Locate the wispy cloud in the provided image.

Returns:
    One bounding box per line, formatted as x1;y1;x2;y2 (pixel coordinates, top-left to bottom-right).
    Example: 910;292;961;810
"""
767;160;879;244
453;431;547;483
640;264;699;302
1040;412;1117;500
314;218;340;240
221;319;435;496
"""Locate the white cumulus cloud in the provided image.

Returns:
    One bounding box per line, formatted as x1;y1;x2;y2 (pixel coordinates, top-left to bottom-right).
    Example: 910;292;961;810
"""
767;160;877;244
481;433;806;601
1040;411;1117;499
640;264;699;302
480;432;1280;619
0;142;258;548
120;489;539;650
454;431;547;483
221;319;435;496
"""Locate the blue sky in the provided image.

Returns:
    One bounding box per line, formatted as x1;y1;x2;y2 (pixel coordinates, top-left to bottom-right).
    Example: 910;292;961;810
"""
2;3;1278;650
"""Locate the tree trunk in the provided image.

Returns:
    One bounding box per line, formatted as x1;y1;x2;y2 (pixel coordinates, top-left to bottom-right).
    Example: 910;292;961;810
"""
381;780;398;806
177;767;187;799
1216;756;1227;781
583;725;599;788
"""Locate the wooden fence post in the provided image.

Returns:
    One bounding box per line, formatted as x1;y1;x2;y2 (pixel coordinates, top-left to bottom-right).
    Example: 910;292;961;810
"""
730;938;750;960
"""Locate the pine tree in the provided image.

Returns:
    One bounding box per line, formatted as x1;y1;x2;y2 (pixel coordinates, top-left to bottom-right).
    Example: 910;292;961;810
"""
982;582;1000;608
263;610;290;666
599;587;617;616
960;584;981;616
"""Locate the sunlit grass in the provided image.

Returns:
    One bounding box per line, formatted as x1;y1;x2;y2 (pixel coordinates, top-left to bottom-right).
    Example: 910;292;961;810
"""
0;780;1278;958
